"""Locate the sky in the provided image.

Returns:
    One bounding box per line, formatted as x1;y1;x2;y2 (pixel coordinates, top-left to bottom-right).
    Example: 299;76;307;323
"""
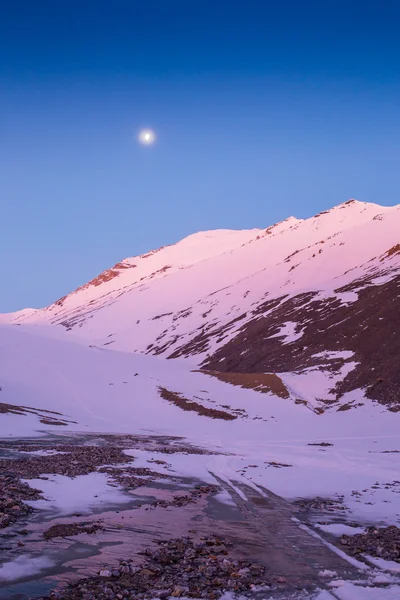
1;1;400;312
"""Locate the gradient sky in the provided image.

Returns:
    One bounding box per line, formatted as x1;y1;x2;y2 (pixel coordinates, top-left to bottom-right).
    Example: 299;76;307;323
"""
1;1;400;312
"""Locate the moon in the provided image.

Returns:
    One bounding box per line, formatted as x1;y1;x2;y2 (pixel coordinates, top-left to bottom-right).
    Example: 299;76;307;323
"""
138;129;156;146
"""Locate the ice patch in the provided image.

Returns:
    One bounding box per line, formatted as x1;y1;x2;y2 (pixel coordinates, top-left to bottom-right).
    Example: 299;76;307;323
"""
0;555;55;583
24;471;130;516
213;488;236;507
316;523;366;537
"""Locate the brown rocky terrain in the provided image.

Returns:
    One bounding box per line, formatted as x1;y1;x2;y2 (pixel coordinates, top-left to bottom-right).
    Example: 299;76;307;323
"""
200;275;400;409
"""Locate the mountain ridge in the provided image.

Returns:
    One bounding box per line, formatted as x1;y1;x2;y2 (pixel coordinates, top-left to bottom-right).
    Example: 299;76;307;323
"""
2;198;399;411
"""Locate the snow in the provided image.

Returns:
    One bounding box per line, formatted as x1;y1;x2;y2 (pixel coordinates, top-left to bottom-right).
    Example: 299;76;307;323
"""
319;570;338;578
312;351;354;361
280;362;358;409
24;472;130;515
331;582;400;599
364;556;400;573
0;555;55;583
315;524;366;537
1;322;399;529
191;584;400;599
268;321;304;344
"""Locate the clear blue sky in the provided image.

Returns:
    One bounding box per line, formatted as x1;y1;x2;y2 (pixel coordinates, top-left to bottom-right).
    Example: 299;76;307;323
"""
1;1;399;312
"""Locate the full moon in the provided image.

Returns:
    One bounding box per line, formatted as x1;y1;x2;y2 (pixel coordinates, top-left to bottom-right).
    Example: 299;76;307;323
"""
138;129;156;145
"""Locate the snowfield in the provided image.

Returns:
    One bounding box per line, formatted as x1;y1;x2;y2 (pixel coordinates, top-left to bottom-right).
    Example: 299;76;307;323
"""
1;324;399;528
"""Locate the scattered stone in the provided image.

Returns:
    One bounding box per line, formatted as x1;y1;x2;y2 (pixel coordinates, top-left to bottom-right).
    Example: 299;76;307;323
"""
0;445;133;480
154;485;218;509
99;570;112;578
0;474;42;529
294;496;347;513
340;525;400;562
42;536;268;599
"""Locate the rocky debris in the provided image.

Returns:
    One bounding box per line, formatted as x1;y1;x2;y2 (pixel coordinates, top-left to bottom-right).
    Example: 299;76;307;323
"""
294;496;347;513
0;474;42;529
41;536;269;600
43;521;104;540
3;433;210;456
264;461;292;468
156;446;212;456
340;525;400;562
154;485;218;509
0;445;133;479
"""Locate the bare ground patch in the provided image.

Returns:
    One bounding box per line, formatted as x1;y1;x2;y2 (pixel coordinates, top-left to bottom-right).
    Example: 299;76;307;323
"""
158;387;237;420
0;401;75;426
43;521;104;540
196;370;289;399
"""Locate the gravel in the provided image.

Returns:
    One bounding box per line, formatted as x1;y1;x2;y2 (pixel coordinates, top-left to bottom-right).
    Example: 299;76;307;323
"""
38;535;268;600
0;474;42;529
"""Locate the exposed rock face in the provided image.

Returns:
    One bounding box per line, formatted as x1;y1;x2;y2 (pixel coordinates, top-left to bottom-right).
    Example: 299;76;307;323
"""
203;275;400;408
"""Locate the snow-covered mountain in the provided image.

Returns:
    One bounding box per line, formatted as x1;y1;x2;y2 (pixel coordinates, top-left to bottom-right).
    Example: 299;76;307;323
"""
2;199;400;411
1;199;400;573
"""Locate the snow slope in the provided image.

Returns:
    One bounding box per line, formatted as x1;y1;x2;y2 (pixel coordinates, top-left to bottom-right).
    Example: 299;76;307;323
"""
1;324;399;528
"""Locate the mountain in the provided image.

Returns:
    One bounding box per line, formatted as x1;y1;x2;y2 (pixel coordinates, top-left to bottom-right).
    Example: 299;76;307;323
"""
2;199;400;411
1;200;400;597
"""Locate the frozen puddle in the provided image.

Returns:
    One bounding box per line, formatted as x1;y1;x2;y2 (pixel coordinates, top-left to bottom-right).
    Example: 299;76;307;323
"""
0;555;55;583
24;471;131;516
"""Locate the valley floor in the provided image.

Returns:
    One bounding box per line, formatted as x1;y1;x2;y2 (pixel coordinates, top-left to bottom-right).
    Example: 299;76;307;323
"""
0;433;399;600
